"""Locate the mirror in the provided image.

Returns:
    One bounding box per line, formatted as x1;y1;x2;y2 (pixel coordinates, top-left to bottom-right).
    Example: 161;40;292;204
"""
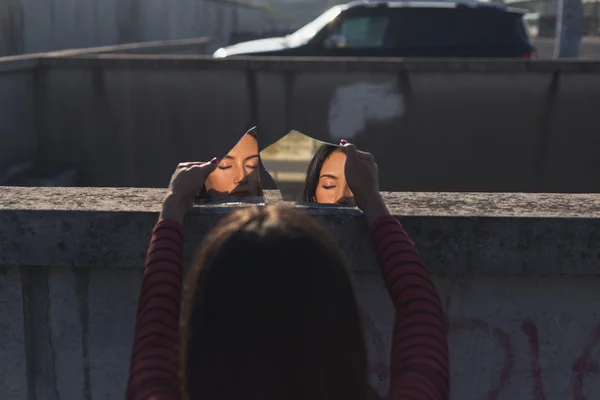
324;33;347;49
260;130;354;206
195;127;264;203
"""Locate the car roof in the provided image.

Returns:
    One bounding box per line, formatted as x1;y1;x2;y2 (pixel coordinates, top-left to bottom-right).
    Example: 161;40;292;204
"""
343;0;528;14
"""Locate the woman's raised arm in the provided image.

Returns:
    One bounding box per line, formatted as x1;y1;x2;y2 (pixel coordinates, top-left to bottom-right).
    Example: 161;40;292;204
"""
126;160;217;400
341;141;449;400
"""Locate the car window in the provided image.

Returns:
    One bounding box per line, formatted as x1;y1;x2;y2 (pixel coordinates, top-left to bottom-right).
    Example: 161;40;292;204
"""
336;15;391;48
389;8;529;48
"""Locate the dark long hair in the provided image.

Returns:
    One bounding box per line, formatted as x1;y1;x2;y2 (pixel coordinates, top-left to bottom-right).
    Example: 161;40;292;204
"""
303;144;342;202
181;206;368;400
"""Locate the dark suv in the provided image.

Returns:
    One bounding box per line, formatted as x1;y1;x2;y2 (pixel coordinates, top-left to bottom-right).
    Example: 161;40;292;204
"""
214;0;534;58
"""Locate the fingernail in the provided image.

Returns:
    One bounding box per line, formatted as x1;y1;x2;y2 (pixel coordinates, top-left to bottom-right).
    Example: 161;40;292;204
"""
340;139;348;145
210;157;218;164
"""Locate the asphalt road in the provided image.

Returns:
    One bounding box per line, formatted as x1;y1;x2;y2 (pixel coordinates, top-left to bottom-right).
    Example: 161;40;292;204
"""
534;36;600;58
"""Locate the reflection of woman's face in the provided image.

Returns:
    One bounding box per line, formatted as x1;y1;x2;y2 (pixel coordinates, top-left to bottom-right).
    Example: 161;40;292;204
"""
205;134;261;199
315;150;354;205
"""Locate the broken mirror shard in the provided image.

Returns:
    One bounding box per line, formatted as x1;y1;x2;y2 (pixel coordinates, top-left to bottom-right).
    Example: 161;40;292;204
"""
260;130;352;205
196;127;264;203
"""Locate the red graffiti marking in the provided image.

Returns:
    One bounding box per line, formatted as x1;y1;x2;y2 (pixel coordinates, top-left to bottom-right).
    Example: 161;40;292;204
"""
572;323;600;400
362;310;599;400
521;319;547;400
450;318;516;400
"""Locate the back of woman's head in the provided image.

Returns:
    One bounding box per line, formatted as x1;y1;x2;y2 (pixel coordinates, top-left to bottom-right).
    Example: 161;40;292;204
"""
181;206;368;400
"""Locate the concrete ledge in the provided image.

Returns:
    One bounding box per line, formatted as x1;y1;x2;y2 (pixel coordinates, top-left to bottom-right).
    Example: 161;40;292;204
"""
38;55;600;72
2;187;600;216
1;187;599;274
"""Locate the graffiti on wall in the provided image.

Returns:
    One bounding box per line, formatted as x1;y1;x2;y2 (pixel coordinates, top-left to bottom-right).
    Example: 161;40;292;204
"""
362;312;600;400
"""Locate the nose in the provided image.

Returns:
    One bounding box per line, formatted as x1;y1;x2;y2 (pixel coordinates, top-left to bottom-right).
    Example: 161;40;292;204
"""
233;165;249;185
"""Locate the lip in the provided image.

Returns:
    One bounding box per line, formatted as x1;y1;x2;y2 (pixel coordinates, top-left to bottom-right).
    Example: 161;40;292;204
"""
229;191;252;198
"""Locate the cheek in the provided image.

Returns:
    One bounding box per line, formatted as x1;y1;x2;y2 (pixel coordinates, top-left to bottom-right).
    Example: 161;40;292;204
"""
315;187;338;204
205;170;232;192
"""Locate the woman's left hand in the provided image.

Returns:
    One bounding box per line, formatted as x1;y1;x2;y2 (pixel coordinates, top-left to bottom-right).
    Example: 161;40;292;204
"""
160;159;218;224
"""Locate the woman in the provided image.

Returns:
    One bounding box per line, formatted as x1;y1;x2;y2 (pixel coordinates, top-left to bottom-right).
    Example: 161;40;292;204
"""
127;141;449;400
201;127;262;199
303;143;354;205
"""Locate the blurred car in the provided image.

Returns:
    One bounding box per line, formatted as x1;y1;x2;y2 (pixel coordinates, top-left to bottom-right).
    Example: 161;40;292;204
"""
214;0;534;59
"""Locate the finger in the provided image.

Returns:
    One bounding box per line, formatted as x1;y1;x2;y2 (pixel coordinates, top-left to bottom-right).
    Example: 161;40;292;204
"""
357;151;375;163
189;159;218;174
179;161;208;168
340;141;359;160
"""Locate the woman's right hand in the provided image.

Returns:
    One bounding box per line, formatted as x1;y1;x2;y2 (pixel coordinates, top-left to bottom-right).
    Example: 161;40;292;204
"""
340;140;391;226
160;159;218;224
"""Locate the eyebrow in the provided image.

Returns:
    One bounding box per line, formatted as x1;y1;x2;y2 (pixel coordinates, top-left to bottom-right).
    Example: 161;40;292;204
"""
319;174;338;180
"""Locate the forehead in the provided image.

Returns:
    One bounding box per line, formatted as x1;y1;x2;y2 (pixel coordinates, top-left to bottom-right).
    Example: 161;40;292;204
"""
227;134;258;156
321;150;346;171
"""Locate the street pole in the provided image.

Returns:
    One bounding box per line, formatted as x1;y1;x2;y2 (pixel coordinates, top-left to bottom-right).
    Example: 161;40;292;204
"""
555;0;584;58
595;0;599;35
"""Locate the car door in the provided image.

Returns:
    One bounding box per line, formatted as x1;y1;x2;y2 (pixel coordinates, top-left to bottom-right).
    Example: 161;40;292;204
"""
319;7;396;57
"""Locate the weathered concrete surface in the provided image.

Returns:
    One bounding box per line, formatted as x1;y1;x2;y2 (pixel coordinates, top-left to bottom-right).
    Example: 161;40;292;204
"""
2;186;600;216
534;36;600;59
0;0;270;57
0;268;28;399
33;56;600;193
1;188;600;399
2;188;600;275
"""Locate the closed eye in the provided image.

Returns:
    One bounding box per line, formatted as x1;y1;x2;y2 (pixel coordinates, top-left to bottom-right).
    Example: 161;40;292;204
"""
218;165;232;170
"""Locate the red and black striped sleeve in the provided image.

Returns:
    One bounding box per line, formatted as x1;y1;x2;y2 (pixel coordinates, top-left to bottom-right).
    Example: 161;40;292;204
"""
126;219;184;400
371;216;449;400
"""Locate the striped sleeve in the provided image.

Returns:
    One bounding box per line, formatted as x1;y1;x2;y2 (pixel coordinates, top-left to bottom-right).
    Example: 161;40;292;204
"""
371;216;449;400
126;219;184;400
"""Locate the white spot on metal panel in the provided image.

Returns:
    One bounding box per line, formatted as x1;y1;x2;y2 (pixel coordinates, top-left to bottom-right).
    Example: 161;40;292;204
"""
328;82;405;140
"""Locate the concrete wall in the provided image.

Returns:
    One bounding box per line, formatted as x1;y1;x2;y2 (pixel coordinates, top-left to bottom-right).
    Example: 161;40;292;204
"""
1;188;600;399
0;0;270;57
534;37;600;59
0;55;37;182
35;56;600;193
41;37;214;56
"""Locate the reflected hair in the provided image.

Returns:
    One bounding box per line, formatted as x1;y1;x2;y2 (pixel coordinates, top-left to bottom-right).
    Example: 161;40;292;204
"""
303;144;342;202
245;127;263;196
181;206;368;400
245;126;258;139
